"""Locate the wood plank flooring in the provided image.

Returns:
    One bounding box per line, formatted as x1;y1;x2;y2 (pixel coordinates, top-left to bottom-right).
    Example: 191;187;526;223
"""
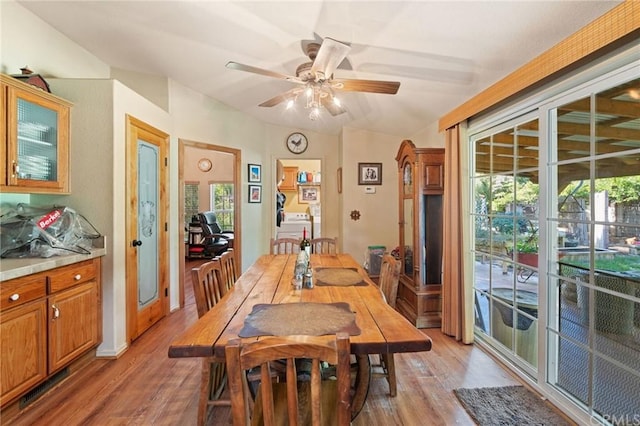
5;259;528;426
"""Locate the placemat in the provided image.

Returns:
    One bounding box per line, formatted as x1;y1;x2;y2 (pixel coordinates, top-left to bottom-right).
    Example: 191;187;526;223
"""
238;302;361;337
314;267;367;287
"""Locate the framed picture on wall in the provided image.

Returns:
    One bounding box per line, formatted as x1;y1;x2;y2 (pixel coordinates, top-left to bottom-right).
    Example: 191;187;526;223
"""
248;164;261;182
358;162;382;185
248;185;262;203
298;186;320;204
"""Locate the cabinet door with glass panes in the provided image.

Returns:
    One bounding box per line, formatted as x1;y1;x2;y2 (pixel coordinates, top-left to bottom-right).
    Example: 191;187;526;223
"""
1;74;72;193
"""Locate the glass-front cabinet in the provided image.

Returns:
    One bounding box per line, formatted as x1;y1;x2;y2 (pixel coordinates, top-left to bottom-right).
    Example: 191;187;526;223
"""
1;74;71;193
396;139;445;328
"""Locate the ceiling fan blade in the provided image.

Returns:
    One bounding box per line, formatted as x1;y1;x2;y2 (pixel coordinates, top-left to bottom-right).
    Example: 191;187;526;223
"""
311;37;351;80
302;34;352;71
332;78;400;94
320;96;347;116
258;88;302;107
226;61;303;84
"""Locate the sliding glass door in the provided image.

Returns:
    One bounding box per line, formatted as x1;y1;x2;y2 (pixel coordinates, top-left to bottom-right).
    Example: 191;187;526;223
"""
472;115;541;374
470;64;640;423
546;75;640;424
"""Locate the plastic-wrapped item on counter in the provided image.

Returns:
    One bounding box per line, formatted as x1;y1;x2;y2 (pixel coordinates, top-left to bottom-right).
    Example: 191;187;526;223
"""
0;203;101;258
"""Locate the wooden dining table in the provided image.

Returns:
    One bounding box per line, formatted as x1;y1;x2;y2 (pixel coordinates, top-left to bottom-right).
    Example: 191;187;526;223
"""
169;253;432;417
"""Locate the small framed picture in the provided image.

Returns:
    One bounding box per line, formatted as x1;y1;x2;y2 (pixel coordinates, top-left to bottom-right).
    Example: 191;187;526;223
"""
298;186;320;204
358;162;382;185
248;164;261;182
248;185;262;203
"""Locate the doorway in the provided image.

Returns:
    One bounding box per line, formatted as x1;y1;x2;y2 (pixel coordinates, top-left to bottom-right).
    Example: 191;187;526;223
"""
178;139;241;307
275;158;322;241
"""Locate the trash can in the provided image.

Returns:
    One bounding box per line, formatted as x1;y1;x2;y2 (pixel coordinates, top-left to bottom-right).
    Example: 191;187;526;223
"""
365;245;386;276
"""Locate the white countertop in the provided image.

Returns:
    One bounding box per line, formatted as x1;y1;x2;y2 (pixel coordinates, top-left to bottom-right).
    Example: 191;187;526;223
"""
0;237;106;281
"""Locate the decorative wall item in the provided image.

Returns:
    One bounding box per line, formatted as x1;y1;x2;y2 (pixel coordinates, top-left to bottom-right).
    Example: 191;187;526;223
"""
248;185;262;203
358;163;382;185
337;167;342;194
248;164;261;182
298;186;320;203
350;210;361;221
197;158;212;172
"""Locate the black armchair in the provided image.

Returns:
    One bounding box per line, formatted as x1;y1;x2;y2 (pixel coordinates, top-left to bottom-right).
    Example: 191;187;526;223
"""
198;211;234;257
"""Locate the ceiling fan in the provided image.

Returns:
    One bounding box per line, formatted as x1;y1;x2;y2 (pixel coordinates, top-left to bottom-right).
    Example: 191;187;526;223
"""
226;37;400;120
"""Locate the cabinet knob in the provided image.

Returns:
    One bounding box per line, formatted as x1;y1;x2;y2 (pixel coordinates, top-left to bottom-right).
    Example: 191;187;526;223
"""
9;293;20;301
52;304;60;319
11;161;18;178
74;274;82;281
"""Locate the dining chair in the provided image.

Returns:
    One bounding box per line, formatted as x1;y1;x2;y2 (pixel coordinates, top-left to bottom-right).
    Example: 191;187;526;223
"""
225;333;351;426
270;237;301;254
373;254;401;397
310;237;338;254
191;259;230;425
218;248;239;296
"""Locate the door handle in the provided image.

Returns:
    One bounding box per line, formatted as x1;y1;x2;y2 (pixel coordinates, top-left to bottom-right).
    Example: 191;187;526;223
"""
132;240;143;247
52;304;60;320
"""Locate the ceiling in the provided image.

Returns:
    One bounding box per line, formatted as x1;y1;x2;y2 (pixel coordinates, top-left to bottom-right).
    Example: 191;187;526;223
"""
18;1;621;137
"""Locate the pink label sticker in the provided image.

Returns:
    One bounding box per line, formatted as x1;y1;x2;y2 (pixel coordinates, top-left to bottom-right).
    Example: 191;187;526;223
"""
37;209;62;229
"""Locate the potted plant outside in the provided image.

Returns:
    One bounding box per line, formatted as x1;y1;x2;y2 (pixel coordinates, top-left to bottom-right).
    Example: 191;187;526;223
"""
516;237;538;267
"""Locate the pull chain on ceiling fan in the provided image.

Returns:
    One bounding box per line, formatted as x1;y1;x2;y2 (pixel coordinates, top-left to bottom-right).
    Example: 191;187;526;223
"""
226;37;400;120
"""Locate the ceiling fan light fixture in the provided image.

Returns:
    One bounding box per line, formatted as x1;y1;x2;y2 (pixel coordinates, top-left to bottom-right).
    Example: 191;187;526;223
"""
309;107;321;121
286;99;295;109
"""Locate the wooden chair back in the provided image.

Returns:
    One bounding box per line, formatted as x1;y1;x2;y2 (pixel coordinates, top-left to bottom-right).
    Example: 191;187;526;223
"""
191;258;232;423
218;248;239;296
379;254;401;309
226;333;351;426
310;237;338;254
374;254;401;397
191;259;225;318
270;238;301;254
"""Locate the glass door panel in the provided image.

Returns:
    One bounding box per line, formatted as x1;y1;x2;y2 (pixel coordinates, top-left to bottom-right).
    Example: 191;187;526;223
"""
472;117;540;372
549;77;640;422
17;98;58;182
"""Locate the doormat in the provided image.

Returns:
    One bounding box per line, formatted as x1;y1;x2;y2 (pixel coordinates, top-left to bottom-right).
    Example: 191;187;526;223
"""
453;385;572;425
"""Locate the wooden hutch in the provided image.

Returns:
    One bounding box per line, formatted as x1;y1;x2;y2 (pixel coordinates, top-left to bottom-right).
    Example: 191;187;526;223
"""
395;140;445;328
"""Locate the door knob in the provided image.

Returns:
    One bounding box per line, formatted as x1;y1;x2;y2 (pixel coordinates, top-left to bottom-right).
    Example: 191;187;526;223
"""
132;240;143;247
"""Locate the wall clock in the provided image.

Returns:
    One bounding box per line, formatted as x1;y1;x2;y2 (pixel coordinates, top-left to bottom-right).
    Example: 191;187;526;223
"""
286;132;308;154
197;158;212;172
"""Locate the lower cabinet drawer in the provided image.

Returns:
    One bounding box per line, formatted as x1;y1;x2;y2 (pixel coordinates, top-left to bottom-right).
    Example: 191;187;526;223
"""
0;273;47;311
48;259;98;293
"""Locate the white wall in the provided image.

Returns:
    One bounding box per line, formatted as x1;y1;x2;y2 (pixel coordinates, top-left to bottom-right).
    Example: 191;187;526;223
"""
341;127;402;262
0;1;109;78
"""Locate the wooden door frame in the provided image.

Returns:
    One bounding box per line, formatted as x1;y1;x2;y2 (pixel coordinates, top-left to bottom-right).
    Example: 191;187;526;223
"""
178;139;241;307
125;115;169;343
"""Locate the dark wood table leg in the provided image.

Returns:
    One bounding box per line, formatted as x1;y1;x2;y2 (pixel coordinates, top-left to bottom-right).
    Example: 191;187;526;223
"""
351;354;371;420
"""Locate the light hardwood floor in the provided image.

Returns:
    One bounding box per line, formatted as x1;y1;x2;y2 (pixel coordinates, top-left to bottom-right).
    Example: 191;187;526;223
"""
6;259;527;426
